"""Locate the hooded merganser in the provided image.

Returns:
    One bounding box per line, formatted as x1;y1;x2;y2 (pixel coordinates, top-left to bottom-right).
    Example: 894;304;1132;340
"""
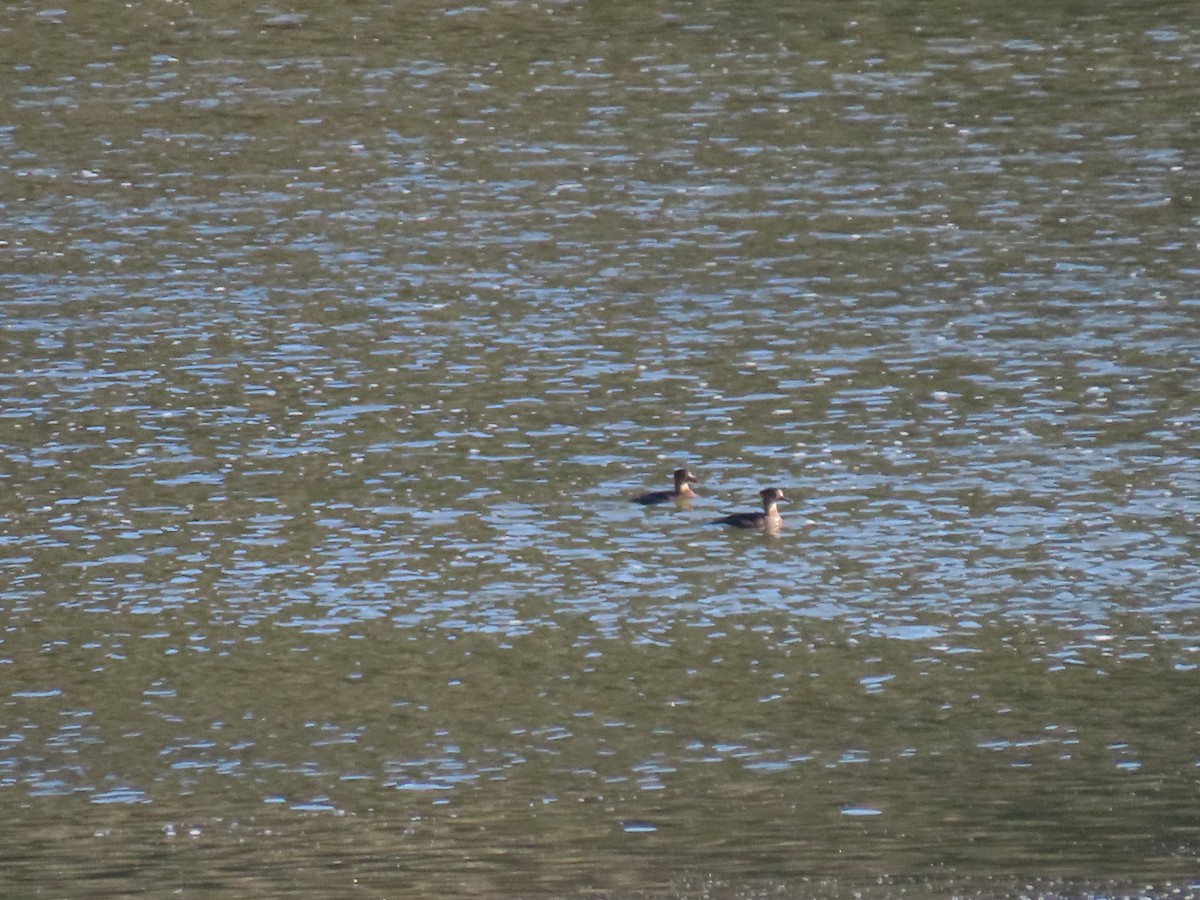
711;487;788;530
632;467;699;505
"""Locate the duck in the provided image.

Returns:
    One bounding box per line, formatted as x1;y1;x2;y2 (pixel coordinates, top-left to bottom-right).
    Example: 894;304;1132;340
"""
632;467;699;505
711;487;788;530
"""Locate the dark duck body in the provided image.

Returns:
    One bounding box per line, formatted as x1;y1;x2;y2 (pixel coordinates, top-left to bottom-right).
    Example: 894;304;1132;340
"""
711;487;788;530
632;467;698;505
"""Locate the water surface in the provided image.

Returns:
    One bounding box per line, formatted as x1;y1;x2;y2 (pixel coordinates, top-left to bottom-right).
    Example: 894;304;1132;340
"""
2;0;1199;895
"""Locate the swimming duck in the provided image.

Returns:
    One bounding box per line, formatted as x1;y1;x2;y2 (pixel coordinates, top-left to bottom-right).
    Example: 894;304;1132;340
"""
711;487;788;530
632;467;699;505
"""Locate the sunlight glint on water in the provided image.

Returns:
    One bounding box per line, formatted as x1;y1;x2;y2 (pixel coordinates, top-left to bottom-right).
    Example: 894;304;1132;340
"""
1;0;1198;895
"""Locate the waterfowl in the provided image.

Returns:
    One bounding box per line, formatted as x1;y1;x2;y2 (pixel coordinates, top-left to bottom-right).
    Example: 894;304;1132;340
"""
711;487;788;530
632;467;699;505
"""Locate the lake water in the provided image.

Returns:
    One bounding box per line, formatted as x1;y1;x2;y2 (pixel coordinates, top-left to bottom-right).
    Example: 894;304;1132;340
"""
2;0;1199;896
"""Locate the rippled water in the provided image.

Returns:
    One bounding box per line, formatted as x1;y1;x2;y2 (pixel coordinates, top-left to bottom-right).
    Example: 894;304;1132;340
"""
2;0;1199;895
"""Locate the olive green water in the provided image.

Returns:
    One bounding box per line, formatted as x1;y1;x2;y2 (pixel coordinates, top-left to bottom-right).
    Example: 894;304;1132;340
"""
2;0;1199;896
